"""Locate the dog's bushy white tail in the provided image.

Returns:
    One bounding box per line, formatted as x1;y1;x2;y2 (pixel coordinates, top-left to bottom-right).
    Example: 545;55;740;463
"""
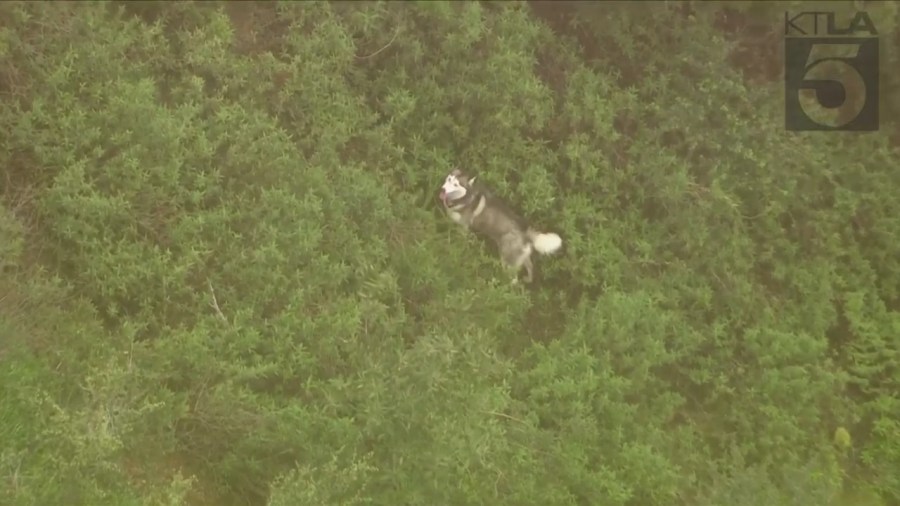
531;232;562;255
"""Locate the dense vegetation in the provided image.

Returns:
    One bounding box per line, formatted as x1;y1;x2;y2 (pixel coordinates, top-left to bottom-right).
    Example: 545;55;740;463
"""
1;1;898;505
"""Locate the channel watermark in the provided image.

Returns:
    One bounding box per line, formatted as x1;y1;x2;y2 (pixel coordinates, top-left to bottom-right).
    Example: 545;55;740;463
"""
784;10;879;131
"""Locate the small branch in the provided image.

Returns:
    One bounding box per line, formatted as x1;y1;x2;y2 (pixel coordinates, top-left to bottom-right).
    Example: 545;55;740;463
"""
482;410;529;425
207;280;228;324
127;338;134;372
355;27;401;60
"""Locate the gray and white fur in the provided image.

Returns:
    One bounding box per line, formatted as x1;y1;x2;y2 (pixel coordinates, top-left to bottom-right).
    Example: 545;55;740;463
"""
439;169;562;284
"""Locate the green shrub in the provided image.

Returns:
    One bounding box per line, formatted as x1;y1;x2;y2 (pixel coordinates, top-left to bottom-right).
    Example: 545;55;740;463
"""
0;1;897;505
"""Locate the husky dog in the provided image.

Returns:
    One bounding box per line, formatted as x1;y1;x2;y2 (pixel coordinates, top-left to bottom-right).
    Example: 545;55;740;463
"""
439;169;562;284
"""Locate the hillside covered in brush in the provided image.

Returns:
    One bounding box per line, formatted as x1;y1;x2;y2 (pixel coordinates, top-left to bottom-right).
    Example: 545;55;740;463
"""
1;1;898;505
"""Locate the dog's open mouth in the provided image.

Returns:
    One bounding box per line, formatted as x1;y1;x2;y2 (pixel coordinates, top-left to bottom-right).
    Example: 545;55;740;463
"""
441;188;465;204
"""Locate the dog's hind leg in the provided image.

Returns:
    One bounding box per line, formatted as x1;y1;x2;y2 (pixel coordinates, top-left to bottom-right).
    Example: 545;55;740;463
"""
499;234;534;284
521;255;534;284
503;247;533;284
506;260;530;285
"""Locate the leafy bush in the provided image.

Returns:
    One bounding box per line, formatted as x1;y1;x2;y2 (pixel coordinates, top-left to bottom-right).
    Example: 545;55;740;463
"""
0;1;897;505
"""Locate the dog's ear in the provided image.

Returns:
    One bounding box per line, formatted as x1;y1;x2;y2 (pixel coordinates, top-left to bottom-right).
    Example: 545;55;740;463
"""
468;175;477;186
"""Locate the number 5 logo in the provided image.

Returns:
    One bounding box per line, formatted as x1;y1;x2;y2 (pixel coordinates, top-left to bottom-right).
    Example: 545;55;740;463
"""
785;37;879;131
798;44;867;128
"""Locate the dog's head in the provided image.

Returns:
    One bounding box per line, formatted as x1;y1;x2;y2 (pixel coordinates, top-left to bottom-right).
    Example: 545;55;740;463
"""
439;169;477;205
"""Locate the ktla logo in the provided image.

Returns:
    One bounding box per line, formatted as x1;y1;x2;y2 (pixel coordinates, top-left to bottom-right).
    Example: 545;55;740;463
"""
784;10;879;131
